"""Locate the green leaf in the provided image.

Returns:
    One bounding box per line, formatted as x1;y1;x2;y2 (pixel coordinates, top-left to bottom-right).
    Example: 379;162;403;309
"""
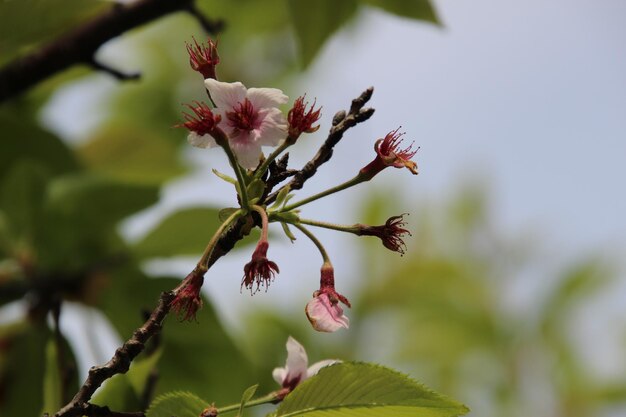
358;0;440;25
213;169;238;185
0;161;48;244
237;384;258;417
78;125;186;185
0;321;49;417
133;207;257;259
41;339;62;415
0;0;107;64
271;187;291;209
46;174;160;229
287;0;358;67
219;207;241;223
246;179;266;201
276;362;469;417
0;110;78;180
132;207;221;259
147;391;208;417
280;222;297;243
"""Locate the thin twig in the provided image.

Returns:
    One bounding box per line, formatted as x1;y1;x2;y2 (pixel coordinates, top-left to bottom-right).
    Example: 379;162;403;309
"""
0;0;222;103
265;87;375;205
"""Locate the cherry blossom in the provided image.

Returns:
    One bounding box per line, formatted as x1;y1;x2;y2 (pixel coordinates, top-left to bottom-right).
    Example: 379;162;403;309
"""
193;79;288;169
272;336;339;397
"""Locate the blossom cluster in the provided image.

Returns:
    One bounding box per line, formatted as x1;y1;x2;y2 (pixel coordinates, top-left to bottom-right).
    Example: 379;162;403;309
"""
172;38;418;333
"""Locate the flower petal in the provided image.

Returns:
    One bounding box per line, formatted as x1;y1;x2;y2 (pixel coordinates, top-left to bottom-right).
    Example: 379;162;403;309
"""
306;359;340;379
272;367;287;385
254;108;288;147
284;336;308;383
305;293;350;332
229;134;262;169
187;132;217;148
247;87;288;108
204;79;247;109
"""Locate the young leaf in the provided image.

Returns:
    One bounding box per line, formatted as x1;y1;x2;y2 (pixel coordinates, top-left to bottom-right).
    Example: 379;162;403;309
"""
276;362;469;417
281;222;297;243
219;207;241;222
246;179;266;201
213;169;238;185
237;384;259;417
271;186;291;209
146;391;208;417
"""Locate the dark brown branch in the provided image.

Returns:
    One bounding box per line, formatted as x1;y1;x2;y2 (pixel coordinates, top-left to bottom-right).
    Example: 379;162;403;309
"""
53;214;257;417
265;87;375;205
0;0;223;103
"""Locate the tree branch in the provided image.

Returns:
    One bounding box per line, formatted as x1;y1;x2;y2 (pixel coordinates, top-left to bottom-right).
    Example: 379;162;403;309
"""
0;0;224;103
265;87;375;204
53;213;257;417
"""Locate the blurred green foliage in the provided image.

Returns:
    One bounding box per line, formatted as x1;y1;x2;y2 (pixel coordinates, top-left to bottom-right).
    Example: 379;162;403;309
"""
1;1;623;417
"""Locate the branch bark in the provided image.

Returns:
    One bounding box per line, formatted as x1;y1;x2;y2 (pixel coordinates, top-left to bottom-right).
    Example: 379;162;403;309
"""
0;0;224;103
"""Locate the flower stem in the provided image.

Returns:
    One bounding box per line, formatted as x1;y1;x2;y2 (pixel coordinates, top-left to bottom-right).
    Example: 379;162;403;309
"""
253;138;293;181
297;218;359;234
197;209;244;270
292;223;331;264
251;205;269;241
217;392;280;414
213;128;250;209
281;174;365;212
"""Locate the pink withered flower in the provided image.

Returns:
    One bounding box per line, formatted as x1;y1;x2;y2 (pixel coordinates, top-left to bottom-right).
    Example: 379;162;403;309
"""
360;127;418;180
179;101;222;147
171;268;205;321
186;37;219;79
357;214;411;255
242;241;279;294
305;263;351;332
197;79;288;169
272;336;339;399
287;95;322;140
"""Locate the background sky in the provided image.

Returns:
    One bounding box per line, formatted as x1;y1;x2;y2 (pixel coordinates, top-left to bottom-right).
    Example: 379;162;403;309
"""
39;0;626;388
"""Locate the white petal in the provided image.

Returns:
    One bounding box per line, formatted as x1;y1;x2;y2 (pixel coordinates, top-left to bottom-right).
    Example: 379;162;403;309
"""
284;336;308;381
187;132;216;148
205;79;247;109
305;294;350;332
272;367;287;385
229;135;262;169
306;360;340;379
247;87;288;108
254;108;288;147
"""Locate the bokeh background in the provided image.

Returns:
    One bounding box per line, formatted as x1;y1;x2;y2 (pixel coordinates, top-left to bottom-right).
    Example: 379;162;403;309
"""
1;0;625;416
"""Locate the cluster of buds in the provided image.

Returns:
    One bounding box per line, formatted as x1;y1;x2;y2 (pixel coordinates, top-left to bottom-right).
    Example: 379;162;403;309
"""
173;38;419;332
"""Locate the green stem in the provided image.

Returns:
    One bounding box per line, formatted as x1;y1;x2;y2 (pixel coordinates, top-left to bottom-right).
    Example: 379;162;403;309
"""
217;392;280;414
213;129;250;209
253;138;293;181
298;218;359;234
197;209;244;270
281;174;365;212
292;223;331;263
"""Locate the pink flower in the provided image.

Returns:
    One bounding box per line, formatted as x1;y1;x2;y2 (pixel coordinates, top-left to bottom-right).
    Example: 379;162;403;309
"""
272;336;339;397
179;101;222;145
190;79;288;169
305;264;351;333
